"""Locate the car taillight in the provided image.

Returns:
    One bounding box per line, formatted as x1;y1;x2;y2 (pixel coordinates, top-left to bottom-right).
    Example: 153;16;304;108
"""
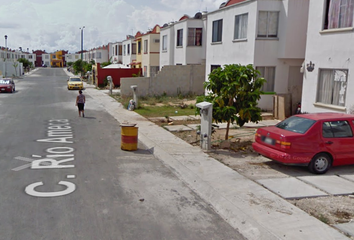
276;140;291;149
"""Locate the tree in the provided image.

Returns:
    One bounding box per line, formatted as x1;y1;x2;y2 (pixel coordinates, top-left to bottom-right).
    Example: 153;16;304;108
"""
18;58;31;68
197;64;266;140
72;59;85;76
100;61;111;68
72;59;95;76
13;62;18;76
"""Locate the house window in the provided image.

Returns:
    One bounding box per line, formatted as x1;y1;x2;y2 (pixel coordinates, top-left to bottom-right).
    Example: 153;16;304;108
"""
212;19;223;42
138;41;141;54
119;45;122;55
256;67;275;92
127;44;130;55
162;35;167;51
132;43;136;54
324;0;354;29
211;65;221;73
144;40;148;54
257;11;279;38
188;28;202;46
123;45;126;56
177;29;183;47
234;13;248;40
317;69;347;106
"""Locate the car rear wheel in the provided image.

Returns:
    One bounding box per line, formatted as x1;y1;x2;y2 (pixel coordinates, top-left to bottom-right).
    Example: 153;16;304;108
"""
308;153;331;174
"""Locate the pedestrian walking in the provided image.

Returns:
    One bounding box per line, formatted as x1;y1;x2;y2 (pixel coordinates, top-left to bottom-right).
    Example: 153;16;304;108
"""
76;90;86;117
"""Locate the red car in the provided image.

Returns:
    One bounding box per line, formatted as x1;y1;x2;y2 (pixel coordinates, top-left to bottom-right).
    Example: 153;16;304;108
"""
0;78;15;93
252;113;354;174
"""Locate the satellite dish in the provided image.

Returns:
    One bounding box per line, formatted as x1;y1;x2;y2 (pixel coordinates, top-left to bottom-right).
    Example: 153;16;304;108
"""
194;12;202;19
219;2;226;8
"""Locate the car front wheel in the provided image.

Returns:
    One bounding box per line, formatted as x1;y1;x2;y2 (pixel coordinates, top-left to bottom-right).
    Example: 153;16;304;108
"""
308;153;331;174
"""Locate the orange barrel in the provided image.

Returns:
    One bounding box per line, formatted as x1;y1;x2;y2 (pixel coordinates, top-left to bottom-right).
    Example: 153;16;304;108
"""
120;124;138;151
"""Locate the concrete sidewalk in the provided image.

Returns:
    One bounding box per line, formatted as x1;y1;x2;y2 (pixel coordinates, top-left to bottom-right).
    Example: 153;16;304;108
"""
65;69;348;239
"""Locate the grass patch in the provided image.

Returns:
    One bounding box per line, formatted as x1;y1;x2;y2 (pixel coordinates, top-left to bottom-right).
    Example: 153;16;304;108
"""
139;94;196;106
110;93;200;118
318;214;330;224
135;105;196;118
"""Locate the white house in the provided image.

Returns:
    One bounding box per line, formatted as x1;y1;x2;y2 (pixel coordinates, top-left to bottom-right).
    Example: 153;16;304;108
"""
83;45;109;64
0;48;24;77
122;35;136;67
18;51;36;67
65;53;80;64
205;0;309;113
159;12;207;67
301;0;354;114
109;41;122;64
42;53;51;67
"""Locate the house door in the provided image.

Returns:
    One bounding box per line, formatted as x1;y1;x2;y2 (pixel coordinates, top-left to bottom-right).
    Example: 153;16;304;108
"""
288;66;303;115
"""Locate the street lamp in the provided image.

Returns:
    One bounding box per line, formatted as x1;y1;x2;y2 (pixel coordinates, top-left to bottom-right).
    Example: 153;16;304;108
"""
4;35;8;77
80;26;85;60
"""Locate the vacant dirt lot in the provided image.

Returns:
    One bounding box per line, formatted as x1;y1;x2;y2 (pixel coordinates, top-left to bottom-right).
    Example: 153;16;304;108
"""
153;118;354;230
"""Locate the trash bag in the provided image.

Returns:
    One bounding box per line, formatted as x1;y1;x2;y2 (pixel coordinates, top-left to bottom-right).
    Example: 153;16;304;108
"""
128;99;135;111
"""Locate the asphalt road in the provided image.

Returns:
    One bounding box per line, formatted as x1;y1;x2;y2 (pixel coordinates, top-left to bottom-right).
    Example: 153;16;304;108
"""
0;68;245;240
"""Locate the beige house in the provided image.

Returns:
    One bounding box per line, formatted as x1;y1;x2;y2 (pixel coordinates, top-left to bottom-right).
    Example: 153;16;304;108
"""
140;25;161;77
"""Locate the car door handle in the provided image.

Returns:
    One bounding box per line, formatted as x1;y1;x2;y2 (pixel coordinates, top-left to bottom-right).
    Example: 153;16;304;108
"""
325;141;333;144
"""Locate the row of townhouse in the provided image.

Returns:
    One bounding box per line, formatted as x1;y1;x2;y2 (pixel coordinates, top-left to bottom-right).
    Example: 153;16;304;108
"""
159;0;354;115
67;0;353;115
0;47;36;77
97;0;307;113
81;26;161;77
159;0;308;113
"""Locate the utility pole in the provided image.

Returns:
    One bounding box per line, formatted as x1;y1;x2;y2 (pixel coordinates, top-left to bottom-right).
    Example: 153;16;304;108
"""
80;26;85;60
4;35;7;77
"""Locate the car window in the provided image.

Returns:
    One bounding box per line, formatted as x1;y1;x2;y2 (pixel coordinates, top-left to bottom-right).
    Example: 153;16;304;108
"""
276;116;316;134
322;121;353;138
0;80;10;84
70;78;81;82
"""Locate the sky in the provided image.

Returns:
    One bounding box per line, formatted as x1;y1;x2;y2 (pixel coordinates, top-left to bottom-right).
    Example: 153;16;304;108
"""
0;0;224;54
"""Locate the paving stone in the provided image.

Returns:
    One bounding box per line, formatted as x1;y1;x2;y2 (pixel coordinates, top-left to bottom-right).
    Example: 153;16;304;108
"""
148;117;166;122
334;222;354;238
170;116;196;121
186;124;200;130
164;125;193;132
340;175;354;183
244;120;280;127
298;175;354;195
188;115;201;120
257;178;328;199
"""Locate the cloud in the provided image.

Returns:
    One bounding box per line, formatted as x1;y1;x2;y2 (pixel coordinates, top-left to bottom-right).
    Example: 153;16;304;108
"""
0;0;222;53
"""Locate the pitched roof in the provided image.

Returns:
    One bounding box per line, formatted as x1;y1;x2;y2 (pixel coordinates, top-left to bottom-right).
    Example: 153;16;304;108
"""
179;14;190;21
224;0;247;7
